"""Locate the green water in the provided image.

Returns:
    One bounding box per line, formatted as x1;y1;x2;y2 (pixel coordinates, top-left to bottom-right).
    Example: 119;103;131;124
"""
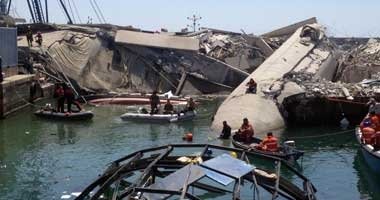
0;99;380;200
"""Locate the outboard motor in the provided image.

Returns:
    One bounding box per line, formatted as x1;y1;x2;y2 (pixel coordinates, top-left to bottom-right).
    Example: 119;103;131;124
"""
283;140;296;154
283;140;304;164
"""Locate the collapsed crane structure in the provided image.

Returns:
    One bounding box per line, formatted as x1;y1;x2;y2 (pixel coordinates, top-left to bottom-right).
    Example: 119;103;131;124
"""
26;0;73;24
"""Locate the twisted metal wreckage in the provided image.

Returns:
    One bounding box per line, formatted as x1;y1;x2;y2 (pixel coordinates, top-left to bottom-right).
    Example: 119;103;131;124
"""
74;144;317;200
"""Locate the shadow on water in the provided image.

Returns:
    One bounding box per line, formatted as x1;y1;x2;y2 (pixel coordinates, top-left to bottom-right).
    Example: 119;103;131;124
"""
353;150;380;200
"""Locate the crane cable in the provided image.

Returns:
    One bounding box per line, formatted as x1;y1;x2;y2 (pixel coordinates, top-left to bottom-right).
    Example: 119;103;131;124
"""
71;0;82;24
56;0;69;23
89;0;102;24
92;0;106;23
65;0;76;23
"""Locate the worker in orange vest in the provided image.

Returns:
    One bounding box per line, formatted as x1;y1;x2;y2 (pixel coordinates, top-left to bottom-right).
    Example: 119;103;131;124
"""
258;132;279;152
369;111;380;131
362;127;375;144
235;118;254;143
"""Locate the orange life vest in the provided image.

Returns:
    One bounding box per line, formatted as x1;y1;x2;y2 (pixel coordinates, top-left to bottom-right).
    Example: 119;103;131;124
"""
362;127;375;144
369;115;380;131
262;136;278;152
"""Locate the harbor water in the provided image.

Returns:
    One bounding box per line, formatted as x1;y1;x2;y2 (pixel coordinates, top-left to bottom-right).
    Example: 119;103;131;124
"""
0;99;380;200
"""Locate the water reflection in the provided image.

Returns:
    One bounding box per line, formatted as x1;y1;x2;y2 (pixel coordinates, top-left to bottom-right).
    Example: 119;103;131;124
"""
353;150;380;200
56;123;77;145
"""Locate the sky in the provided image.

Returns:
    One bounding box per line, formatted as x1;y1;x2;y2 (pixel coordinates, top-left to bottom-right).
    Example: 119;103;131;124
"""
9;0;380;37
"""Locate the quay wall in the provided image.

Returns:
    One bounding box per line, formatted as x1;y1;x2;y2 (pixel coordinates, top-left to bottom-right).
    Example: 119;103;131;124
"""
0;75;35;117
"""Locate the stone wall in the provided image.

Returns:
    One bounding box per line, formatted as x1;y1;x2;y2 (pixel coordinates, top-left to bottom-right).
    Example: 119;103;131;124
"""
0;75;35;117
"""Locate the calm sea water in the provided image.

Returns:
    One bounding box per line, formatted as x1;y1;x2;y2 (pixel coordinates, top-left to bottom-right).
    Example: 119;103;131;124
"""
0;98;379;200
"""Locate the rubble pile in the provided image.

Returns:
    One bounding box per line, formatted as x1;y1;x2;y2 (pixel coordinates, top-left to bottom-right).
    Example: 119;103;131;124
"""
337;38;380;83
283;71;380;99
190;29;279;72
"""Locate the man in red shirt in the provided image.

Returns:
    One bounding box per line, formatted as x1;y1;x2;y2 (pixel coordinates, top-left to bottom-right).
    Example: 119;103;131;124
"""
236;118;254;143
55;85;65;113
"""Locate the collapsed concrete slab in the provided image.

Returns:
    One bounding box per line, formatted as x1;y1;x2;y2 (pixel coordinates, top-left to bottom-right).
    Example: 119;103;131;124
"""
19;25;248;94
212;23;338;134
261;17;317;38
115;30;199;51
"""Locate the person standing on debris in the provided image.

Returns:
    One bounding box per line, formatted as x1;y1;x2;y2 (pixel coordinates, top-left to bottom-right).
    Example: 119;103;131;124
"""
54;84;65;113
219;121;231;139
26;26;33;47
35;31;43;46
163;99;174;114
246;78;257;94
149;91;160;114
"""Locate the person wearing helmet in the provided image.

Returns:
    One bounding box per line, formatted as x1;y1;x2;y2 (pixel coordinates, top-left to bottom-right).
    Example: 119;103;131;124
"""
26;26;33;47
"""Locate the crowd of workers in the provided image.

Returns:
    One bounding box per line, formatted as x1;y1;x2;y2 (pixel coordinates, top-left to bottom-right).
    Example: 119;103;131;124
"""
47;83;82;113
360;111;380;150
219;118;279;152
149;91;196;115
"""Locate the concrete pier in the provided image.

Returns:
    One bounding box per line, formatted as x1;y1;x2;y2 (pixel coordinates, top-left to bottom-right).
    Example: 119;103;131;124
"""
212;24;337;134
0;74;35;117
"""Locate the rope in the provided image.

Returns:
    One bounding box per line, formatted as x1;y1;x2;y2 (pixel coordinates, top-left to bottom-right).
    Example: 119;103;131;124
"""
284;129;355;140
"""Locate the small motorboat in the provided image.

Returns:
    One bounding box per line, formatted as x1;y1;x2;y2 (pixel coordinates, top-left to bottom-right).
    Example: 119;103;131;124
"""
34;110;94;121
120;111;196;123
356;127;380;174
232;137;304;163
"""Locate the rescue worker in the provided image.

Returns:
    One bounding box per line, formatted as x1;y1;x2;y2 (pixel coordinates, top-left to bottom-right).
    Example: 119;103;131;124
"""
246;78;257;94
26;26;33;47
362;127;375;144
35;31;43;46
257;132;279;152
185;98;196;112
234;118;254;143
219;121;231;139
369;111;380;131
163;99;174;114
149;91;160;114
55;84;65;113
64;85;75;113
360;117;372;130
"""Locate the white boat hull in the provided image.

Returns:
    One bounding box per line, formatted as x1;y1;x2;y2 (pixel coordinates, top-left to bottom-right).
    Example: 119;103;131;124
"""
120;111;196;123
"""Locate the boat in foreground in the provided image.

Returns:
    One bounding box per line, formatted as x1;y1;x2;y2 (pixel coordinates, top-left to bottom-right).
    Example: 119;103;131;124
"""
232;137;304;163
120;111;196;123
74;144;317;200
34;110;94;121
355;127;380;174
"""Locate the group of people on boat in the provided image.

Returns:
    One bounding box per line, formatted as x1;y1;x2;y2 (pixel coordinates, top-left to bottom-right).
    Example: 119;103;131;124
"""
44;83;82;113
148;91;196;115
219;118;279;152
360;111;380;150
